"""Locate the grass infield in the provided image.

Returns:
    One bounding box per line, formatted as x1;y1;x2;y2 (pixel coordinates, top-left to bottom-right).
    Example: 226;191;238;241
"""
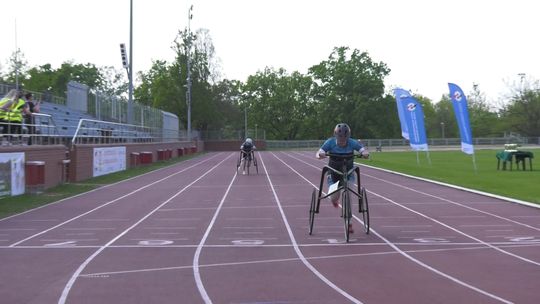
360;148;539;205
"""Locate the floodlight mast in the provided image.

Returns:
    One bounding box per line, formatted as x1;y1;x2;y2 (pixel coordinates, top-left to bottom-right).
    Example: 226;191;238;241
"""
186;5;193;141
127;0;134;125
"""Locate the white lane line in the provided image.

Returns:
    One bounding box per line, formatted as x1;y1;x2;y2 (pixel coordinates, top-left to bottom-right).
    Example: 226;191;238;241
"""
130;238;189;241
40;239;99;242
10;154;221;248
62;228;116;231
279;151;514;304
485;230;514;233
223;227;275;229
12;219;59;222
264;153;364;304
217;237;278;240
438;216;486;218
382;225;433;228
141;227;196;230
78;243;529;277
154;218;201;221
459;225;512;227
5;241;540;250
289;151;540;265
0;152;213;223
57;154;232;304
361;167;540;231
225;218;275;221
83;219;129;222
193;169;238;304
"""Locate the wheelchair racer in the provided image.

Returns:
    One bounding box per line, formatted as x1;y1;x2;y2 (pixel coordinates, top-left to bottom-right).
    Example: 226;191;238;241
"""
316;123;369;233
240;138;256;175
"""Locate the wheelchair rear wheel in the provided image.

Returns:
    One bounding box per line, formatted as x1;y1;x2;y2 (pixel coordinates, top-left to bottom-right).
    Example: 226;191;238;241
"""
236;152;242;171
252;152;258;174
342;190;352;242
309;189;316;235
360;187;370;234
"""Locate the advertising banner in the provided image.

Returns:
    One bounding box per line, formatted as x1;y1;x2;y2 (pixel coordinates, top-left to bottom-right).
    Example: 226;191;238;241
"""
93;147;126;177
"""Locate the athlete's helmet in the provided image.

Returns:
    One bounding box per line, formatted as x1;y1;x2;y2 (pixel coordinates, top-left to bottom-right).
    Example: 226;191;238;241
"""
246;138;253;144
334;123;350;146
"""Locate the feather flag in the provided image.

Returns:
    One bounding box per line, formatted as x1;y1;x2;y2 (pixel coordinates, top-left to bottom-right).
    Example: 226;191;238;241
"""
400;95;428;151
393;88;411;140
448;83;474;154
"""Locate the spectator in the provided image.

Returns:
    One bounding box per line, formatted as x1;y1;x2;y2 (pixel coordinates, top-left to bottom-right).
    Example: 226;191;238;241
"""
23;92;40;145
0;90;26;145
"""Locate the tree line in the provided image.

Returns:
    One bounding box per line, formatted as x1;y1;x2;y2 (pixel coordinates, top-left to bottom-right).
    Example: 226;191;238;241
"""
2;28;539;139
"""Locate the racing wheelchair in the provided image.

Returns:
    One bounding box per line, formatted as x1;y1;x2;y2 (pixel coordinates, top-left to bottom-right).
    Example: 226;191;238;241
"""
309;152;370;242
236;149;258;175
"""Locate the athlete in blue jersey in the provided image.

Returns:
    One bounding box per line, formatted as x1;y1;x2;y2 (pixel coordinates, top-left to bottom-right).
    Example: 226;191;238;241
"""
316;123;369;233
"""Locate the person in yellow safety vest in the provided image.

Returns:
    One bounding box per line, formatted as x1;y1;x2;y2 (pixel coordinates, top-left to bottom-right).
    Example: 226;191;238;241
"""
0;90;27;143
0;89;18;138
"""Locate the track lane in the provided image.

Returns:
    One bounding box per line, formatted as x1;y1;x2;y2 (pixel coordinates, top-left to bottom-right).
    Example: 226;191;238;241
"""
192;152;364;303
1;150;539;303
1;153;221;246
281;151;540;303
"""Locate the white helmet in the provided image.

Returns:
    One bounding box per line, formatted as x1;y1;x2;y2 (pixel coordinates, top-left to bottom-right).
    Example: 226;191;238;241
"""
246;138;253;144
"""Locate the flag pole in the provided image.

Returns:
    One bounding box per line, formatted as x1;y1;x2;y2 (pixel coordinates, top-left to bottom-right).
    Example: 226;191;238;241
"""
425;151;432;166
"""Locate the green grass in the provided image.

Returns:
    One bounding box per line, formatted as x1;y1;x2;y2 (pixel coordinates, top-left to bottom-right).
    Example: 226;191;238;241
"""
0;153;203;219
361;149;539;204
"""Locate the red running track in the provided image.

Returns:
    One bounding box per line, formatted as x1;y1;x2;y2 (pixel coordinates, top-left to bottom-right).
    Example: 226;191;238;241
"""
0;151;539;304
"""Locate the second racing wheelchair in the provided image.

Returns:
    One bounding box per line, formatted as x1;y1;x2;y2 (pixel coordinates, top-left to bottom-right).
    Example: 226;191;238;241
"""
309;152;370;242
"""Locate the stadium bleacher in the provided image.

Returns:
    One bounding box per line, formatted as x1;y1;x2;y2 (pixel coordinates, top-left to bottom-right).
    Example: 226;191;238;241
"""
39;102;96;138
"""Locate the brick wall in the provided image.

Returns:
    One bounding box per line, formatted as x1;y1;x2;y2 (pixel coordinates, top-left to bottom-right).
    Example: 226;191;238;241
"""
0;145;68;189
69;141;201;182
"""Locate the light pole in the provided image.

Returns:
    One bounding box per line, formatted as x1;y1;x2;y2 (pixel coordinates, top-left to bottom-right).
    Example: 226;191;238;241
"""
518;73;526;95
186;5;193;141
127;0;134;125
255;124;258;140
440;122;445;139
244;106;247;139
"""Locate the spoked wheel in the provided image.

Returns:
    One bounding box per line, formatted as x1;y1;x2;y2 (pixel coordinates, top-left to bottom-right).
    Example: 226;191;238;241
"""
342;190;352;242
309;189;316;235
242;155;247;175
360;187;370;234
252;153;259;174
236;153;242;172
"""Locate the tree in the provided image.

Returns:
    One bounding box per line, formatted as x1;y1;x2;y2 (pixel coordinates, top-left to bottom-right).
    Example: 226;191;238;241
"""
467;84;501;137
433;95;457;138
2;49;29;86
135;27;224;132
501;88;540;136
242;67;316;140
414;94;437;139
308;47;391;139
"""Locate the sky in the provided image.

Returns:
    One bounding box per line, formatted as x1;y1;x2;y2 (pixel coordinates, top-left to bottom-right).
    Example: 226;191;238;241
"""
2;0;539;107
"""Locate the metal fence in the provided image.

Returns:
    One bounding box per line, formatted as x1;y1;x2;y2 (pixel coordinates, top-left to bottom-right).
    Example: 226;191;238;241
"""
1;82;181;138
266;137;540;150
70;119;183;145
199;129;266;140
